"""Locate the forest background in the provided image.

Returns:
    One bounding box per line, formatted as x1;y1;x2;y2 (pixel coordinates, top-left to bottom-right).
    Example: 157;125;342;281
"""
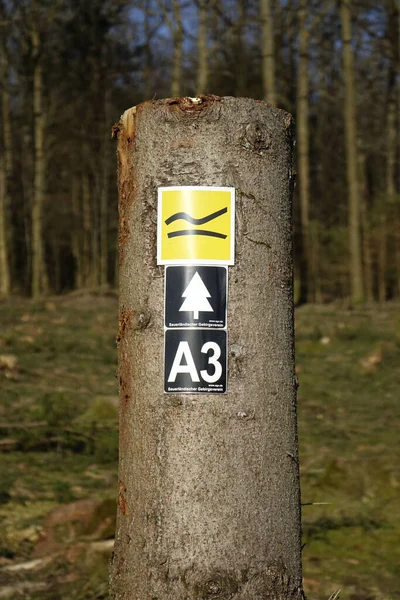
1;1;400;600
0;0;399;304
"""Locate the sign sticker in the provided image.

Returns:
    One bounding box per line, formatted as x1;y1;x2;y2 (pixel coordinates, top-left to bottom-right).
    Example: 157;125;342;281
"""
165;266;227;329
164;329;227;394
157;186;235;265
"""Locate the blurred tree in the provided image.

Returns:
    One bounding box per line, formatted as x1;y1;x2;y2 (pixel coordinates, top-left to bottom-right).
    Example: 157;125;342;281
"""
0;6;12;297
196;0;210;93
296;0;333;304
340;0;364;304
260;0;276;105
158;0;185;96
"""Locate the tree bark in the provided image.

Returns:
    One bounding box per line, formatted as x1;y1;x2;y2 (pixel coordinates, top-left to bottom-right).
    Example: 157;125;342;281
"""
340;0;363;303
260;0;277;105
110;96;302;600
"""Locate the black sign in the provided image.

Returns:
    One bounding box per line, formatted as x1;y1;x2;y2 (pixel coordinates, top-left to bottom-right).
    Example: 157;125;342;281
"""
165;266;227;329
164;329;227;394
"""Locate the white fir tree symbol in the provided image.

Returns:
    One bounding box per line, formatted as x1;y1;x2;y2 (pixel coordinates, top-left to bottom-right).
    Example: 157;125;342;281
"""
179;272;213;320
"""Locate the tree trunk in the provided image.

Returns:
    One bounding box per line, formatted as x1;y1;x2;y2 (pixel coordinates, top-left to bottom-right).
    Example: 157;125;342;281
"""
260;0;277;105
82;172;92;286
0;158;10;297
383;71;397;302
196;0;208;94
296;0;310;303
21;129;32;294
31;29;48;298
397;0;400;297
110;96;302;600
100;91;110;287
92;181;100;286
310;221;322;303
171;0;183;97
143;0;153;103
71;175;83;289
0;42;11;296
358;146;373;303
235;1;247;97
340;0;363;304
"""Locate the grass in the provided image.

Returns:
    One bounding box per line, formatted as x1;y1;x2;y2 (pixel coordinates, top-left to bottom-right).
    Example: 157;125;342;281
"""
0;295;399;599
297;303;400;600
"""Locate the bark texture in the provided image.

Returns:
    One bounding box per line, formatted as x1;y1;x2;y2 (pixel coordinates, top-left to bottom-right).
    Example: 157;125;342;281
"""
110;96;302;600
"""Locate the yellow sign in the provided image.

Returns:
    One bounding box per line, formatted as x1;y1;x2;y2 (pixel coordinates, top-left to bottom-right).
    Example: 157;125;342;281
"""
157;187;235;265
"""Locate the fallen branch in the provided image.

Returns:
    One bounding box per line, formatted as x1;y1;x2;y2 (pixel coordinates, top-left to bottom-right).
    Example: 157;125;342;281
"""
0;582;49;599
2;556;53;573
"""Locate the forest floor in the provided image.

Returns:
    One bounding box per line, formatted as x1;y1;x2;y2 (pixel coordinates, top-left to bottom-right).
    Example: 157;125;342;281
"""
0;294;399;600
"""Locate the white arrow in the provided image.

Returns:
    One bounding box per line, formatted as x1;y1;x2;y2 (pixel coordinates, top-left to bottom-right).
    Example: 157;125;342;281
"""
179;272;213;320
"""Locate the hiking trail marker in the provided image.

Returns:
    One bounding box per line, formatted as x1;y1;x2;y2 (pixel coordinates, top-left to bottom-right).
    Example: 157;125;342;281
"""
165;329;227;394
158;186;233;394
157;186;235;265
165;266;227;328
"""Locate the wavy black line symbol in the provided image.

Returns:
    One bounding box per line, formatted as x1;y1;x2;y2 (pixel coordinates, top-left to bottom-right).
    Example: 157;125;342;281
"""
165;207;228;239
168;229;227;239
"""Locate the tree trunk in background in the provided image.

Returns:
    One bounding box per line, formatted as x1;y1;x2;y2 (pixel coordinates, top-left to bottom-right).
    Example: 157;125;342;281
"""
297;0;310;303
310;221;322;303
0;42;11;297
92;184;100;286
397;0;400;296
21;129;32;293
100;114;110;287
31;29;48;298
361;197;373;303
340;0;363;304
71;176;83;289
171;0;183;96
0;159;10;297
110;96;302;599
143;0;153;100
383;74;397;302
82;172;92;287
358;146;373;303
99;91;111;288
234;0;247;96
260;0;276;105
196;0;208;94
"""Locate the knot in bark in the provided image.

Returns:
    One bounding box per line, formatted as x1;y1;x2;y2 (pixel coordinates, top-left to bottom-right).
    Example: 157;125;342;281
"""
243;121;271;155
192;571;238;599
